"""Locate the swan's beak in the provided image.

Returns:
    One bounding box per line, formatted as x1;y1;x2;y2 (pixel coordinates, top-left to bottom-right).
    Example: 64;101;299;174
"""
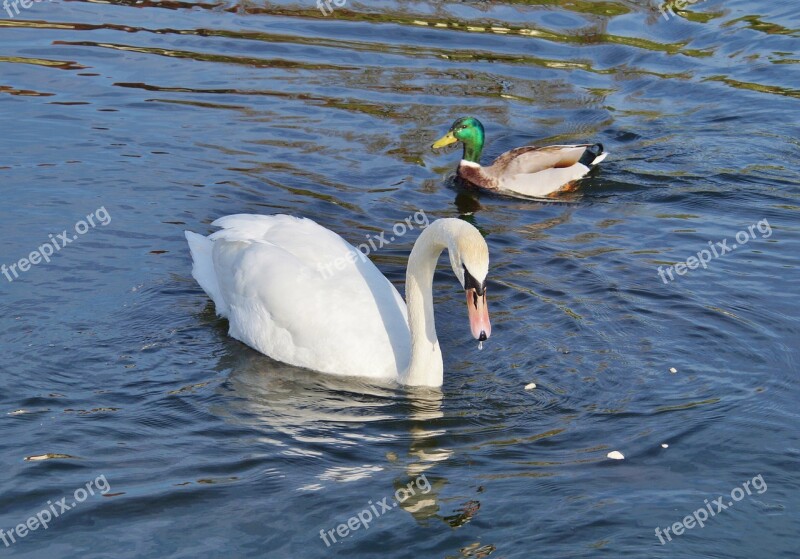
432;131;458;149
466;288;491;341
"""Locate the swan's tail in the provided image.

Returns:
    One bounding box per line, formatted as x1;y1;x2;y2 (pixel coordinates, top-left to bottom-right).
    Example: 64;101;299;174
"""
185;231;229;317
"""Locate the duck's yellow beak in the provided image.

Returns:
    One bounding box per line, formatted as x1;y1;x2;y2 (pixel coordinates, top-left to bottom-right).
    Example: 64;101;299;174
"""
432;131;458;149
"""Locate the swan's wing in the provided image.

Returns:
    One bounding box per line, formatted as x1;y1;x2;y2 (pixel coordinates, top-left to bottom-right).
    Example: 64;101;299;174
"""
210;214;353;269
205;215;411;380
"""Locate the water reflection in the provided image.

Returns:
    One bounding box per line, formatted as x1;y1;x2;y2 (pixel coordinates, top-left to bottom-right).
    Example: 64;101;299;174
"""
219;348;399;433
217;342;467;526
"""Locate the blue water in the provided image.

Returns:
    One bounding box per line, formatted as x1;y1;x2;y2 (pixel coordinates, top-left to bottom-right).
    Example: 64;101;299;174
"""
1;0;798;557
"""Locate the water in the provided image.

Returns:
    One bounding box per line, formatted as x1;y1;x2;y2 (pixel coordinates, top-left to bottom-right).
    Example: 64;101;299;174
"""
1;0;798;556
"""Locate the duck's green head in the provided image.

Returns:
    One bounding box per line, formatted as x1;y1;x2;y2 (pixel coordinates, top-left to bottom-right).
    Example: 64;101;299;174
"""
432;117;485;163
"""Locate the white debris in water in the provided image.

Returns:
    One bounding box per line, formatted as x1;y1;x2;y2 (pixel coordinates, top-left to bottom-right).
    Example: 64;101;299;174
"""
669;367;678;373
524;382;537;390
606;451;625;460
661;443;669;449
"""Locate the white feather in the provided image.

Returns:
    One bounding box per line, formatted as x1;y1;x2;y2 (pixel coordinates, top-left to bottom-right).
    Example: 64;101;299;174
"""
185;230;228;316
187;215;410;380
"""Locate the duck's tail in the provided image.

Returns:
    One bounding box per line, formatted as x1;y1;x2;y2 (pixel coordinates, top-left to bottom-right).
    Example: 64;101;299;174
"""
579;143;607;167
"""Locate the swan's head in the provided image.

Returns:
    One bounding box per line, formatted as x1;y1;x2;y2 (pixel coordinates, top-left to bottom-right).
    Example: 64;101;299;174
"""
445;220;491;342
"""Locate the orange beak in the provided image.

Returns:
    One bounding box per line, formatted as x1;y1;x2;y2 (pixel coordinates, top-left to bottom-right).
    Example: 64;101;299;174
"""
466;288;491;341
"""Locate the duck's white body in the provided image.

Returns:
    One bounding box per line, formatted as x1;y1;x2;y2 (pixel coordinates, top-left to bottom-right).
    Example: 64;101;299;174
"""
185;215;490;387
457;145;608;198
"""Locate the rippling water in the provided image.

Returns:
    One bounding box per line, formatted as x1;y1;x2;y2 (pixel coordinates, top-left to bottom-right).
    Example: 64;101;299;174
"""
1;0;798;556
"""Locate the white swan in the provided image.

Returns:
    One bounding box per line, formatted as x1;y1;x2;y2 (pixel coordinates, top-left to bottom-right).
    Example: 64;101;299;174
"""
185;215;491;387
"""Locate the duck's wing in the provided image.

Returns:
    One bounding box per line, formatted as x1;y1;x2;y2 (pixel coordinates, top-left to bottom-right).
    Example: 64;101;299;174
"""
488;144;604;176
485;144;606;198
187;214;410;380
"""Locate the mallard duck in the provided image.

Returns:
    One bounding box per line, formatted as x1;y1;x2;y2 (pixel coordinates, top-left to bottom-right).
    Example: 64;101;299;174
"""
432;117;607;198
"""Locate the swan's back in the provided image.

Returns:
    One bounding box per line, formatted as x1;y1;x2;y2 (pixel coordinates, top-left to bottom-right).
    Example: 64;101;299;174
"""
186;215;411;380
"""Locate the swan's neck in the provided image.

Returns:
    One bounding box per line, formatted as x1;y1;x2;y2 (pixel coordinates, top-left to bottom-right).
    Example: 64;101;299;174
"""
401;225;449;386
